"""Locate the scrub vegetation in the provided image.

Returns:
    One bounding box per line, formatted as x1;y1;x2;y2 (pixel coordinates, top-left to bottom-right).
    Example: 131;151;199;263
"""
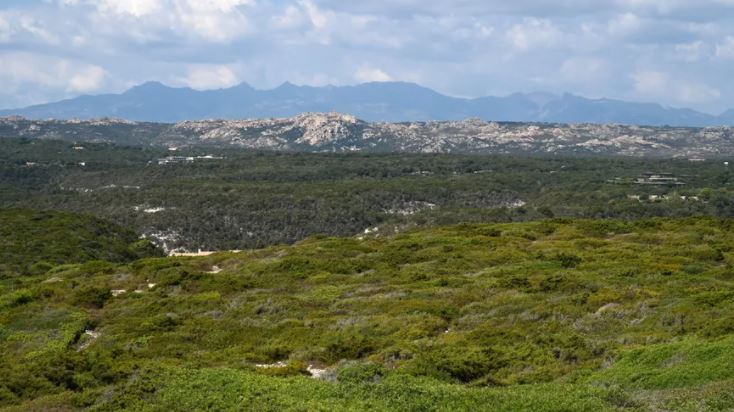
1;213;733;410
3;138;734;251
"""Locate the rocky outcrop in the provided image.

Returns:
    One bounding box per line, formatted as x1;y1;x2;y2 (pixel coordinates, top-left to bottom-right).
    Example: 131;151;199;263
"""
3;114;734;157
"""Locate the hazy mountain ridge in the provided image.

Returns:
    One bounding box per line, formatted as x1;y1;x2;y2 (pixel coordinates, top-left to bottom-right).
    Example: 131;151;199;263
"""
3;112;734;157
2;81;732;127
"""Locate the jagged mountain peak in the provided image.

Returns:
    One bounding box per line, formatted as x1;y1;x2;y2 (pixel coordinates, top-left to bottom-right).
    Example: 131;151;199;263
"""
125;81;178;93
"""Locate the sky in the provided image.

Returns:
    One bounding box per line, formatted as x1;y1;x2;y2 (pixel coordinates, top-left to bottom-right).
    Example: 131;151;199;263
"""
1;0;733;114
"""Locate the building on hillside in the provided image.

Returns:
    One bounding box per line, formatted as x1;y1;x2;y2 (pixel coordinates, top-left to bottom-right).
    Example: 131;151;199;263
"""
158;156;195;165
634;172;685;186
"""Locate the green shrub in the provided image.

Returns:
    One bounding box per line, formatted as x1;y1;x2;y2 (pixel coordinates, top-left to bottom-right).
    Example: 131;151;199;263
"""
151;314;182;331
322;334;376;363
408;346;505;383
128;239;163;259
257;361;310;377
336;361;385;384
557;253;582;269
73;287;112;309
78;260;115;275
28;261;54;276
701;317;734;337
0;289;34;308
682;263;706;275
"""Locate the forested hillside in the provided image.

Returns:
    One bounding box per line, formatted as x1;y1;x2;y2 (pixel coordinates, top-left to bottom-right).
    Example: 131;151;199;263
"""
2;138;734;252
0;209;161;277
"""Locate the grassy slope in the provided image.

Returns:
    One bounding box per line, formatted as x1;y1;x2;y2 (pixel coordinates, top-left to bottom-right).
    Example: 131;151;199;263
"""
1;218;733;410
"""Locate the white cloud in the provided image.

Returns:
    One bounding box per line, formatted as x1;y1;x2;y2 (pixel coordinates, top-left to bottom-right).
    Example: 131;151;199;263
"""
0;52;107;100
505;18;562;50
676;83;721;104
96;0;163;17
300;0;333;30
92;0;254;17
715;36;734;58
632;70;720;105
632;70;668;95
0;13;10;43
560;57;609;85
183;65;240;89
354;66;393;82
615;0;734;18
0;11;60;45
674;40;707;61
68;65;107;92
19;15;59;44
186;0;253;13
71;34;88;47
607;13;642;36
174;0;254;42
297;0;338;44
69;0;254;42
272;5;307;30
175;5;251;42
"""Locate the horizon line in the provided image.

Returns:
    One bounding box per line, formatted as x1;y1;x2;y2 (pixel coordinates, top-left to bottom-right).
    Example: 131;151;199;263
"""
2;79;730;118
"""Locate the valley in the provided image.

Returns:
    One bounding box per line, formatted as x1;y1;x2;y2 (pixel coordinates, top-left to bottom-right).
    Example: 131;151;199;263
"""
3;138;734;252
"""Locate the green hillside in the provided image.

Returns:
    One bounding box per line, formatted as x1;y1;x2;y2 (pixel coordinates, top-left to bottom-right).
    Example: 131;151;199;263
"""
0;209;161;277
1;218;733;410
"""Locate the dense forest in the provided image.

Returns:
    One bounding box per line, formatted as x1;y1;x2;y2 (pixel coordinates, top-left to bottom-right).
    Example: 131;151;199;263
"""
2;138;734;251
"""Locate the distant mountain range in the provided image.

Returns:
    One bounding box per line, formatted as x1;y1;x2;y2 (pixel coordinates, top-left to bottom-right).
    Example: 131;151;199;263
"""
1;81;732;127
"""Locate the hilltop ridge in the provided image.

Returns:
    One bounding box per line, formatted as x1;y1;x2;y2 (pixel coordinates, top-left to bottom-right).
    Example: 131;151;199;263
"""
3;113;734;157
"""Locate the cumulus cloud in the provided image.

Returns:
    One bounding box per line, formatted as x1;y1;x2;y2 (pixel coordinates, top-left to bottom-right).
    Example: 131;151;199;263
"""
506;18;563;50
0;10;59;45
632;70;668;95
316;0;734;19
607;13;642;36
175;5;251;42
96;0;163;17
272;5;308;30
182;65;240;89
632;70;720;105
0;52;106;92
0;13;10;43
354;66;393;83
560;57;610;86
716;36;734;58
0;52;109;107
88;0;253;16
68;65;107;92
58;0;254;43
